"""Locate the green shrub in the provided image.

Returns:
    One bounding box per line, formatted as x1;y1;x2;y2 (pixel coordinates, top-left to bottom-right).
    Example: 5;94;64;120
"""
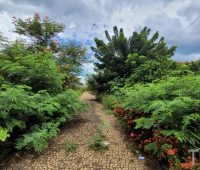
0;15;86;154
114;75;200;168
102;95;118;111
0;85;85;152
190;59;200;73
0;42;64;94
121;75;200;147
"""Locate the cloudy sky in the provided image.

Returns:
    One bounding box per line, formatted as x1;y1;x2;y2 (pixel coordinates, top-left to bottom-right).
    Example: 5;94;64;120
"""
0;0;200;81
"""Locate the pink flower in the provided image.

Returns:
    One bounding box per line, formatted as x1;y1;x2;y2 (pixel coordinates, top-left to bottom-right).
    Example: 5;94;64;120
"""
130;132;135;137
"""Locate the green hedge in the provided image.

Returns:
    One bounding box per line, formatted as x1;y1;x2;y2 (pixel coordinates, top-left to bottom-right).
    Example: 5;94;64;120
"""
0;85;85;152
114;75;200;168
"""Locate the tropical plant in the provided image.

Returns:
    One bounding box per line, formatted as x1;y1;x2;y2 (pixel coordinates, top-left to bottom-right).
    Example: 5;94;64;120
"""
13;13;64;48
0;14;86;154
0;84;85;152
12;14;87;88
113;75;200;168
88;26;176;95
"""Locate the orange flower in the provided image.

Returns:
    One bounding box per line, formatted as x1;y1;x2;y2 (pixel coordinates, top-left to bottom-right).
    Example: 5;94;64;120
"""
181;162;192;170
166;149;175;155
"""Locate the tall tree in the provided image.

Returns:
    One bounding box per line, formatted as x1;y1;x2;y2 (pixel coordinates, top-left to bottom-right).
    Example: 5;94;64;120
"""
88;26;176;95
13;14;87;88
13;14;64;49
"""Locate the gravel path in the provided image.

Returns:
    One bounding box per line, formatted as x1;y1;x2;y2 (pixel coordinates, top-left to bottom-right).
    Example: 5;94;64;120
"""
1;92;151;170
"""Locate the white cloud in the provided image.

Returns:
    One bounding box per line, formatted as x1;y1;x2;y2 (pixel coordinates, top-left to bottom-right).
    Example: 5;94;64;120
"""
0;11;16;40
0;0;200;80
173;52;200;62
68;22;76;29
82;62;95;75
0;0;6;3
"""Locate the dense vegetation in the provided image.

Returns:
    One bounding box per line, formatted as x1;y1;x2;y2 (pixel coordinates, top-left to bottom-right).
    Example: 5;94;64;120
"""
87;26;178;96
0;14;86;153
89;27;200;169
0;12;200;169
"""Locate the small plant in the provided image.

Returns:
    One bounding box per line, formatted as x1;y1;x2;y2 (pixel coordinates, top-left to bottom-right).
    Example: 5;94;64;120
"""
89;130;108;151
89;123;109;151
64;141;78;154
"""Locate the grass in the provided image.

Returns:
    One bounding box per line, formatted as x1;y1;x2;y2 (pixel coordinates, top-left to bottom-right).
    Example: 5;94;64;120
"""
64;141;78;154
89;121;110;151
104;109;114;115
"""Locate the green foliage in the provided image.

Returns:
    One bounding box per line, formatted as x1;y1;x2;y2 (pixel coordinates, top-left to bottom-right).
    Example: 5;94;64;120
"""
88;26;176;95
190;59;200;73
102;95;118;111
0;41;64;93
56;43;87;89
144;142;157;154
13;14;64;48
126;58;182;85
64;141;78;153
119;75;200;148
169;63;193;77
0;84;85;151
89;130;108;151
0;126;9;142
0;14;86;153
16;122;59;152
89;122;109;151
12;14;87;88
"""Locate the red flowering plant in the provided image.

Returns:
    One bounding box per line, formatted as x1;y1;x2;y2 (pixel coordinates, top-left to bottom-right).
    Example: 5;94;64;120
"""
113;106;197;169
112;76;200;169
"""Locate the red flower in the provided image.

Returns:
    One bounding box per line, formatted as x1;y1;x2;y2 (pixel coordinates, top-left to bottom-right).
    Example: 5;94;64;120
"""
181;162;192;170
166;149;175;155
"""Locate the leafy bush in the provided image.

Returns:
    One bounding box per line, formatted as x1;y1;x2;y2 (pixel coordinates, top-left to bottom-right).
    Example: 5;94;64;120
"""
0;85;85;152
113;75;200;169
190;59;200;74
102;95;118;110
0;14;86;154
0;42;64;93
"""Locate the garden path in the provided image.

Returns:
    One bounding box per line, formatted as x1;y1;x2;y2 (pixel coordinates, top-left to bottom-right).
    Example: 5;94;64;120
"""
2;92;151;170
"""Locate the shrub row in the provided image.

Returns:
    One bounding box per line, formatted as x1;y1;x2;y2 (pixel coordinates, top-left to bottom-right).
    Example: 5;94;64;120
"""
104;75;200;169
0;85;85;152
